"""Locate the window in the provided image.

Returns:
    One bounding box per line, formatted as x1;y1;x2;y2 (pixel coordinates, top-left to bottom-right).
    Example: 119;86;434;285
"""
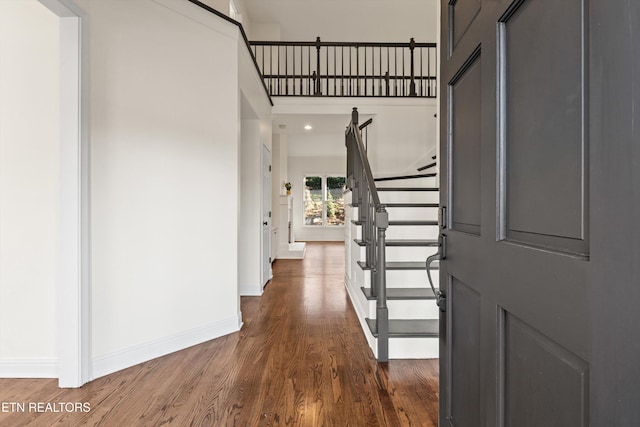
304;175;346;226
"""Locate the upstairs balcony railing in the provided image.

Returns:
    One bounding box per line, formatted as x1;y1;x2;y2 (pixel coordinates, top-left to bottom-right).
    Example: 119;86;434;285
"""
250;38;437;98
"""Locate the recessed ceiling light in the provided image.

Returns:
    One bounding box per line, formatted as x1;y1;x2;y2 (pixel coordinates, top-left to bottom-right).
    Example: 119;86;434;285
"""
304;125;312;130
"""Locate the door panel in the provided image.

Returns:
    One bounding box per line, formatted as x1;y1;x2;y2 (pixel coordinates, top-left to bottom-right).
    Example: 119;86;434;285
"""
449;0;482;54
498;0;588;255
449;47;482;236
501;311;589;427
446;277;481;426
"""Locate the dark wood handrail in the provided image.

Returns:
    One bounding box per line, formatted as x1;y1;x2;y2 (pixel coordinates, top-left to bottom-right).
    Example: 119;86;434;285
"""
251;40;437;48
348;110;381;207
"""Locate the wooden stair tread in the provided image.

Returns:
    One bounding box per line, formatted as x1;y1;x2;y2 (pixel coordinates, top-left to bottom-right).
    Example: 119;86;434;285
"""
417;161;437;172
352;220;438;226
361;287;438;300
389;220;438;226
354;239;438;247
365;319;439;338
357;261;439;270
377;187;439;192
384;203;439;208
374;173;436;182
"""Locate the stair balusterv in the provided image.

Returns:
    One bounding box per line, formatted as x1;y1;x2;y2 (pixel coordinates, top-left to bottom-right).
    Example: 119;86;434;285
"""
345;111;439;360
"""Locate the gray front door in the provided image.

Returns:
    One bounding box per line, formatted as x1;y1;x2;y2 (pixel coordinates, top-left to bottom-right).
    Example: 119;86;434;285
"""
439;0;640;425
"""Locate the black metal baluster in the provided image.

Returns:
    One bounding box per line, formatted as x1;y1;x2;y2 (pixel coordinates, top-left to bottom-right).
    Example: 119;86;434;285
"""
409;38;416;96
386;47;390;96
356;46;360;95
371;46;376;96
394;47;398;96
378;46;382;96
341;46;344;96
364;46;367;96
325;44;329;96
333;46;338;96
315;37;321;95
402;45;405;96
350;46;353;96
307;46;311;95
427;46;431;97
420;46;423;96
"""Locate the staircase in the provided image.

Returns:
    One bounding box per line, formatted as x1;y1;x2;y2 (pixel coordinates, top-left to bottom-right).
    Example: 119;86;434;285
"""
344;108;441;360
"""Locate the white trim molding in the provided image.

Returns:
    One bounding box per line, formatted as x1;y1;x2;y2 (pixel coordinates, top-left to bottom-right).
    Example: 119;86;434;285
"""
92;315;241;380
0;359;58;379
37;0;91;388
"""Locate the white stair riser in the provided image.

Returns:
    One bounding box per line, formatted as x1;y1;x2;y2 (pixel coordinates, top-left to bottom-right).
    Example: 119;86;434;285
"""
368;299;440;320
386;206;438;221
386;246;439;261
379;192;439;204
362;268;439;289
365;333;440;360
351;223;361;240
388;337;439;359
375;176;437;188
353;224;440;240
357;244;438;262
386;225;440;240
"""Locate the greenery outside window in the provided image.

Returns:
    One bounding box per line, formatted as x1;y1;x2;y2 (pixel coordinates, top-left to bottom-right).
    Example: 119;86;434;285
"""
304;175;346;226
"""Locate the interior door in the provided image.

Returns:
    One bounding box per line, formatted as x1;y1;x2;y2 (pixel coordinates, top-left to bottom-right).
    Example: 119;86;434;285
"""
262;144;272;287
439;0;640;426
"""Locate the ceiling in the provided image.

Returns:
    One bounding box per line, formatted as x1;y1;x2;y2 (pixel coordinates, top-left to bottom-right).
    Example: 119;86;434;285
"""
243;0;438;43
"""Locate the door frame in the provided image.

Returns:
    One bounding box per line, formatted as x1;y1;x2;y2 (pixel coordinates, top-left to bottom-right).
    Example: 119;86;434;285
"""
38;0;91;388
262;144;272;287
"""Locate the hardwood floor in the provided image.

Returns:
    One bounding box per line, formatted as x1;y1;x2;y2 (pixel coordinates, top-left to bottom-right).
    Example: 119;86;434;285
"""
0;242;439;426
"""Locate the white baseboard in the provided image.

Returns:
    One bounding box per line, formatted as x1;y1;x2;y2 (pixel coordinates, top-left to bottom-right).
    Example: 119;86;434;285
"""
239;283;263;296
0;358;57;378
92;314;241;380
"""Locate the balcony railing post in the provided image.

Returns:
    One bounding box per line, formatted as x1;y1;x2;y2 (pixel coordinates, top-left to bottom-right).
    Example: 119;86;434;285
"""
409;38;417;97
315;37;322;95
375;206;389;362
385;71;390;96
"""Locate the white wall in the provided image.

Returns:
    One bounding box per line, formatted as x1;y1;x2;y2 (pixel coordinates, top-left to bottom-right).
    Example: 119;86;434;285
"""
271;133;289;257
70;0;244;378
288;156;346;242
0;0;59;376
237;31;273;295
239;116;262;295
250;22;281;40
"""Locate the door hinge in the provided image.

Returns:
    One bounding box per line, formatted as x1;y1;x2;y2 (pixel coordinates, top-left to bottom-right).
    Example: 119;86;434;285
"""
438;206;447;229
269;211;271;218
269;165;272;172
269;257;272;263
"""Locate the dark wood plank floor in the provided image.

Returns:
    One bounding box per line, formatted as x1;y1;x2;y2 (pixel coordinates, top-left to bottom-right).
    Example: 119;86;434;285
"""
0;242;439;426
